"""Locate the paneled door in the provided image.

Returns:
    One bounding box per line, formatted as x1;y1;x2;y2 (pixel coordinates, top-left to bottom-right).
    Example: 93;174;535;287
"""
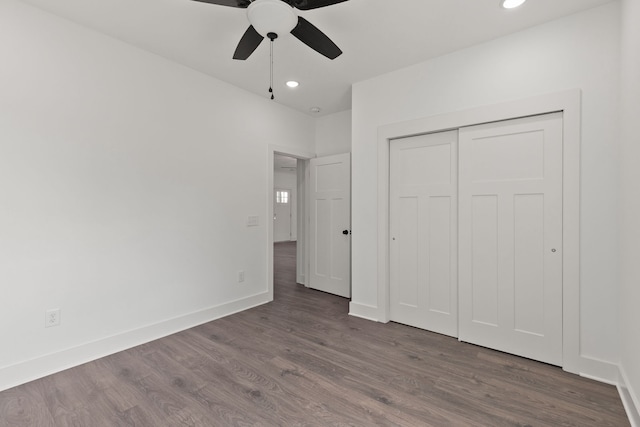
390;131;458;337
274;188;292;242
309;153;351;298
458;113;563;366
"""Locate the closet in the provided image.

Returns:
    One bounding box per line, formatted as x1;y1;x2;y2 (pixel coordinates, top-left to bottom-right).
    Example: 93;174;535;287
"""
389;112;563;366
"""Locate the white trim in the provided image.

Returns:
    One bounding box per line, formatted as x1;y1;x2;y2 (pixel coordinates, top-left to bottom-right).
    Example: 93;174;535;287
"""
377;129;391;324
619;365;640;427
296;160;308;285
0;291;270;392
578;356;619;385
376;89;582;374
349;302;382;322
268;145;315;299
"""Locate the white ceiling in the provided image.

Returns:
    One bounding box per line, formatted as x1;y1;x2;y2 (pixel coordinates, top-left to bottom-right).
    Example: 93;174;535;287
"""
19;0;613;116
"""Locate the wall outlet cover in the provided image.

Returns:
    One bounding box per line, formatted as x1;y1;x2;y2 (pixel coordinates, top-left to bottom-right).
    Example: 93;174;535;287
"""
45;308;61;328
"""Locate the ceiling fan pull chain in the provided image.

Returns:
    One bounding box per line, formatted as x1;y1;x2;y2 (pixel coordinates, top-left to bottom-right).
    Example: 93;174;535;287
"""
270;40;274;100
268;32;276;100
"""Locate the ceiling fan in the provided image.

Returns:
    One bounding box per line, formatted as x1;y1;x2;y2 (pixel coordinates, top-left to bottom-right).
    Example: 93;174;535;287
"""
192;0;349;60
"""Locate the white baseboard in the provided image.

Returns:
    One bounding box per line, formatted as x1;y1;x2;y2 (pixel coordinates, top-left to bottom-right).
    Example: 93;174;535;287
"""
577;355;619;385
0;292;270;392
349;302;381;322
619;365;640;427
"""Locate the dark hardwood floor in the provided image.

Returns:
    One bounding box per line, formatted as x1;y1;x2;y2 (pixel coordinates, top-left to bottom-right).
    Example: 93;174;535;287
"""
0;241;629;426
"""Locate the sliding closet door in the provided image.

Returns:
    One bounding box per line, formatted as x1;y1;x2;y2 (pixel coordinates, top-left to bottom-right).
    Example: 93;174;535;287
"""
389;130;458;337
458;113;563;366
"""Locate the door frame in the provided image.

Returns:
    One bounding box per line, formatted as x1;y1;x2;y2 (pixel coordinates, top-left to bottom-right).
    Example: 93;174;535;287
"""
268;146;314;302
375;90;583;375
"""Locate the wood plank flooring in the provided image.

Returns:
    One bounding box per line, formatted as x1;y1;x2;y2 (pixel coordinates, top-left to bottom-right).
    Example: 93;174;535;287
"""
0;241;630;426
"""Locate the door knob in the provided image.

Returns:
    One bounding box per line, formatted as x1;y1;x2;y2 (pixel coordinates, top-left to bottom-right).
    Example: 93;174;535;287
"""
342;230;351;235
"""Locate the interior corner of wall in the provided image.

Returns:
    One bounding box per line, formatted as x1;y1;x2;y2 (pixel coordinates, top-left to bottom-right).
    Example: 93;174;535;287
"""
578;355;620;385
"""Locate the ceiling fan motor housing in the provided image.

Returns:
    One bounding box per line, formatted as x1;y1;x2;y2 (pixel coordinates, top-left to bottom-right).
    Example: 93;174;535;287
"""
247;0;298;38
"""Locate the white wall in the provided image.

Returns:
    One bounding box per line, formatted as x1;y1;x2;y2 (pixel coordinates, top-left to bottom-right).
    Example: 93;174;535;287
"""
351;3;620;377
0;0;315;390
315;110;352;157
619;0;640;421
274;169;297;241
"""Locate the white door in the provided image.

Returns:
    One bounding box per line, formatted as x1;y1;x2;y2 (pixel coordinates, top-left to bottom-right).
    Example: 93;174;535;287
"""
390;131;458;337
309;153;351;298
458;113;563;366
274;188;292;242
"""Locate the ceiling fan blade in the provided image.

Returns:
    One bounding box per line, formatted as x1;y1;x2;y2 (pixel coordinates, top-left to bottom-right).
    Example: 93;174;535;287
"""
290;17;342;59
189;0;250;7
293;0;349;11
233;25;265;60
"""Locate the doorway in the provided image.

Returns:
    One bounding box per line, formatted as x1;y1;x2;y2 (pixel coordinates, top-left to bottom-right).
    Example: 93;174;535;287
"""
268;149;353;303
269;149;312;303
274;154;297;243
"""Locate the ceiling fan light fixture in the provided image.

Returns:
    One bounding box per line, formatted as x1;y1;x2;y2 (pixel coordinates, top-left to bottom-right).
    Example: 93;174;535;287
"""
501;0;526;9
247;0;298;38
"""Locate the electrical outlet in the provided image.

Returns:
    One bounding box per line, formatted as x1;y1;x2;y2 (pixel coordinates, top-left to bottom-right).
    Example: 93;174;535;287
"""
45;308;61;328
238;270;245;283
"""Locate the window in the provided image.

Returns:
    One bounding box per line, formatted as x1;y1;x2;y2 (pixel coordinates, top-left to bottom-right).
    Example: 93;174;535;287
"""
276;190;289;204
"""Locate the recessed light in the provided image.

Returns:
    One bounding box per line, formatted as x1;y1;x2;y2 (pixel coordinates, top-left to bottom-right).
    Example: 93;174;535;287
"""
310;107;322;113
286;81;299;88
502;0;526;9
